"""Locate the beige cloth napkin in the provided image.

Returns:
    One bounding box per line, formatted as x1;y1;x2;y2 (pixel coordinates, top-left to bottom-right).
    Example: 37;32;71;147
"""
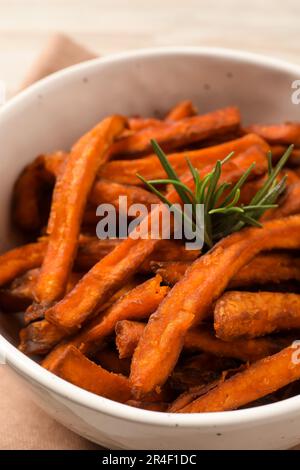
1;34;101;450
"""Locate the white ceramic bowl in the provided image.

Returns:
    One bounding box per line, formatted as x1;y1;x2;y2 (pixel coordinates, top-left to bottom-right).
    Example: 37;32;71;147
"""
1;47;300;450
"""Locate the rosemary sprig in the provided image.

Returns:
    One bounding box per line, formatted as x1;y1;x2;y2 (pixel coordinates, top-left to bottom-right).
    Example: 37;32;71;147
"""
137;141;294;251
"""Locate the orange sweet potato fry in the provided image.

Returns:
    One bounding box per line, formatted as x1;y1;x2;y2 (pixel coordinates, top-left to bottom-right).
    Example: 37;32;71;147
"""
165;100;197;121
12;153;64;233
271;145;300;165
19;319;66;355
0;241;46;287
34;115;125;304
47;345;132;403
262;182;300;220
215;291;300;340
116;321;146;359
169;381;222;413
24;271;82;324
116;320;286;362
99;134;268;185
88;179;160;209
43;154;265;335
130;215;300;397
150;261;190;285
108;107;240;158
94;348;131;376
230;252;300;287
126;400;168;412
179;345;300;412
45;276;169;360
19;280;138;355
246;123;300;147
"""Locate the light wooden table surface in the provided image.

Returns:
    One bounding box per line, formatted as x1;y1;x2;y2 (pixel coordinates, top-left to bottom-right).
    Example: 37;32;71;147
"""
0;0;300;450
1;0;300;96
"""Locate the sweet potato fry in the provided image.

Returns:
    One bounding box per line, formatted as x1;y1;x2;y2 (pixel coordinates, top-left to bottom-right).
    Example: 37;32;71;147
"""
230;252;300;287
116;320;286;362
116;321;146;359
150;261;190;285
262;182;300;220
169;381;221;413
215;291;300;340
19;319;66;355
19;280;138;354
47;345;132;403
61;276;168;356
0;269;39;312
126;400;168;412
271;145;300;165
0;241;46;287
165;100;197;121
246;123;300;147
88;179;160;209
24;271;82;324
34;115;125;304
94;349;131;376
108;107;240;158
179;345;300;412
99;134;268;185
12;154;62;232
130;215;300;397
44;153;268;334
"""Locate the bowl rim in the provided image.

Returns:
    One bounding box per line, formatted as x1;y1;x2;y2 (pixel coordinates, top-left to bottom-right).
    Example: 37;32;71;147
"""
1;46;300;429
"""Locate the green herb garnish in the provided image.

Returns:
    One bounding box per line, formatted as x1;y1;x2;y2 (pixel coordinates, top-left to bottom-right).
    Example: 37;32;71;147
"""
137;140;293;251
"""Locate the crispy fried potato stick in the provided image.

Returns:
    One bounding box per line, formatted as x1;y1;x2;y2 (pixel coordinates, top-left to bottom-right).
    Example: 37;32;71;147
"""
271;145;300;165
152;252;300;288
89;179;160;209
45;156;266;333
229;252;300;287
43;156;267;334
116;321;146;359
150;261;190;285
37;276;168;362
94;349;131;376
0;241;46;287
47;345;132;403
169;381;222;413
262;183;300;220
215;291;300;340
19;281;138;355
24;271;82;324
99;134;268;185
71;275;169;355
116;320;287;362
108;107;240;158
165;100;197;121
130;216;300;397
126;400;168;412
179;345;300;412
246;123;300;147
12;153;65;232
75;237;199;272
34;115;125;304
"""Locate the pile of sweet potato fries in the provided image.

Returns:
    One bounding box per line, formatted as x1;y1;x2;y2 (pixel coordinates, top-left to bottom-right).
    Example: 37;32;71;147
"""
2;100;300;412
